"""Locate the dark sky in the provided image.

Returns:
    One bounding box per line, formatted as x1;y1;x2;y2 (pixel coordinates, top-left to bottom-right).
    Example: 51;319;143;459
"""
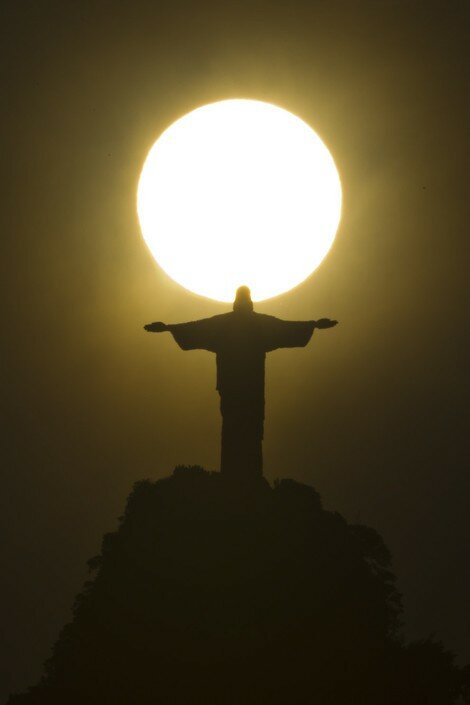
1;0;469;700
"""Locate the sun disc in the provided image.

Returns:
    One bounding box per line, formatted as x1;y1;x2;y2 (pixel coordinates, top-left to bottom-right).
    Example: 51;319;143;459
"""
137;99;342;302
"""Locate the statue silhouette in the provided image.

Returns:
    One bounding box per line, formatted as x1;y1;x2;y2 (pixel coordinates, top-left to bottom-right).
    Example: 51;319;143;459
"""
145;286;337;478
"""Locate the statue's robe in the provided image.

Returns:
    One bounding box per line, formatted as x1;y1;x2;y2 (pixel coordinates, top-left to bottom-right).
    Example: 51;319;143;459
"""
168;311;315;478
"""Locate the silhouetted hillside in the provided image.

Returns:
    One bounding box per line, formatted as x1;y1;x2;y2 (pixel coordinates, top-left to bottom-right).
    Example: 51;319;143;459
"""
9;467;469;704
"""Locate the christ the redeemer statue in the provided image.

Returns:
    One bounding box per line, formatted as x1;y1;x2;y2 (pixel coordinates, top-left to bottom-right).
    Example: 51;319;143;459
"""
145;286;337;479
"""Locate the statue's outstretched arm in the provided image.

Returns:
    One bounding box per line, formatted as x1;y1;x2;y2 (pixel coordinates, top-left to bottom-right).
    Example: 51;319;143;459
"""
313;318;338;329
144;322;168;333
262;316;338;351
144;318;219;352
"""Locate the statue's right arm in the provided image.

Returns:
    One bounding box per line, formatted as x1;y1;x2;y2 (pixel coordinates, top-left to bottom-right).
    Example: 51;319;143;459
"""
144;322;168;333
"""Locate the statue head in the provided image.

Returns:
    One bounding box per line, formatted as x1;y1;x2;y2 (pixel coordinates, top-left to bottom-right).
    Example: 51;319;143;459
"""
233;286;254;313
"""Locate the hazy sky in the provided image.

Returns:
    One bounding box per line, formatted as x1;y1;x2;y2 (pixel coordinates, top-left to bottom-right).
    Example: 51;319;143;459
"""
1;1;469;700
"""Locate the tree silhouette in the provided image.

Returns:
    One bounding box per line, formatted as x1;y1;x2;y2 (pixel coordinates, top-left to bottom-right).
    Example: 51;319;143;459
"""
9;467;469;704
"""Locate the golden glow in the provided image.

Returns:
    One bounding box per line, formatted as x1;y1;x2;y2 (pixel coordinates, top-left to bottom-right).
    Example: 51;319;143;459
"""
137;99;342;302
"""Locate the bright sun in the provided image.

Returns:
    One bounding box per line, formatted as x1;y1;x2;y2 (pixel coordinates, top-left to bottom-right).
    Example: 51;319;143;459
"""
137;99;342;302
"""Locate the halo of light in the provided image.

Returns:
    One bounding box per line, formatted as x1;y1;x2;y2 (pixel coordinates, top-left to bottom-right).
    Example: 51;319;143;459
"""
137;99;341;302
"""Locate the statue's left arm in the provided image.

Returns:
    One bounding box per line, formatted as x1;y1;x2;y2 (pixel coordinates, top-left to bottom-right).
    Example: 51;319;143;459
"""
262;316;338;352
